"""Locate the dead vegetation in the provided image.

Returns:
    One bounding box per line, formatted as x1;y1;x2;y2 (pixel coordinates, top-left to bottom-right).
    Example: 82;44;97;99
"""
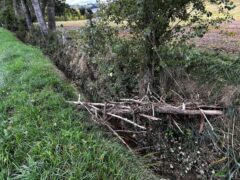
66;88;239;179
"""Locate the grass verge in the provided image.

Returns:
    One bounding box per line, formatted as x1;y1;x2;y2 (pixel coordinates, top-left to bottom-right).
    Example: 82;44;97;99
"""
0;28;153;179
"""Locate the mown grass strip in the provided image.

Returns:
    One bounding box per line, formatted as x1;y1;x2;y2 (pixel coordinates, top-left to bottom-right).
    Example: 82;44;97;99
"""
0;28;153;179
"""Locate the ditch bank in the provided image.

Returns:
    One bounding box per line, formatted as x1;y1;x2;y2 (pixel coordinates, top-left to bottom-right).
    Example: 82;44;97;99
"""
18;27;240;179
0;28;154;179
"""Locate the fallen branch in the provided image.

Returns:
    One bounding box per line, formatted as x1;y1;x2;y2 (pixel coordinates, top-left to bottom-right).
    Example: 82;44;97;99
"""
153;106;223;116
67;98;225;152
69;101;223;116
107;113;146;130
139;114;161;121
104;122;133;152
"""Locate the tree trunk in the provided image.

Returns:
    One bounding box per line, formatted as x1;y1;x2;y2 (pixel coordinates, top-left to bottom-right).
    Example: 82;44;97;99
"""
41;0;47;19
139;0;155;97
21;0;33;30
31;0;48;35
1;0;6;10
12;0;18;16
47;0;56;31
139;40;154;97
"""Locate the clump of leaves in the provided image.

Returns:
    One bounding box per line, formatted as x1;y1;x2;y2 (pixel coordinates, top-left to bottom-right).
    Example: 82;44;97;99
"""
98;0;235;94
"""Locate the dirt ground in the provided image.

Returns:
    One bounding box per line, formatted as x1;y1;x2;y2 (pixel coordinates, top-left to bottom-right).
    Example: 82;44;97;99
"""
194;20;240;53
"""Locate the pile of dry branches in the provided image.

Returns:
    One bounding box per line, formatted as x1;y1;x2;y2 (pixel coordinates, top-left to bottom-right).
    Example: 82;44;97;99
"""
67;95;240;178
67;96;223;150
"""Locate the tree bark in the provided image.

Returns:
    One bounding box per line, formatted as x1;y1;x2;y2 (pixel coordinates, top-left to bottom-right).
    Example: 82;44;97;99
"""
20;0;33;30
47;0;56;31
139;1;155;97
1;0;6;10
12;0;18;16
31;0;48;35
41;0;47;19
139;0;162;97
139;49;153;97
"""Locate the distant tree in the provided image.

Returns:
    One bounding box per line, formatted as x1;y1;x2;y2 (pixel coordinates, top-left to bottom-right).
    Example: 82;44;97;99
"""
0;0;6;10
86;8;93;15
0;0;18;30
102;0;235;95
47;0;56;30
41;0;48;19
79;7;86;16
55;0;68;17
21;0;33;30
12;0;18;16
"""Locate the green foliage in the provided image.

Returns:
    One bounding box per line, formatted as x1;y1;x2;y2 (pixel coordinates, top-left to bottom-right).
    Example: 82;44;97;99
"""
82;22;240;101
0;7;23;32
102;0;235;43
55;2;83;21
0;1;28;36
81;23;144;100
98;0;236;93
147;44;240;105
0;28;154;179
156;45;240;86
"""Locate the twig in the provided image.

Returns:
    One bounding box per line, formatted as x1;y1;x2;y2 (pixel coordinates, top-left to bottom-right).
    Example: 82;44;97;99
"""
115;130;146;134
104;123;133;152
139;114;161;121
171;89;184;101
199;108;214;131
172;119;184;134
152;104;155;117
107;113;146;130
120;98;147;104
199;115;205;133
103;102;107;121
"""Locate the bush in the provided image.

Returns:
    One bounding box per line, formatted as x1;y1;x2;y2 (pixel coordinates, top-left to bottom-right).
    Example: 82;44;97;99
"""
0;8;15;29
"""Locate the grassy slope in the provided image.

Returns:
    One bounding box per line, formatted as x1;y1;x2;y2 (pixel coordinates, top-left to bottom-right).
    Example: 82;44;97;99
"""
0;28;153;179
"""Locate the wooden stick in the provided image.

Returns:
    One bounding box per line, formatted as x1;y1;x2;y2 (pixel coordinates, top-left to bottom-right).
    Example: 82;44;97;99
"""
67;101;223;116
115;130;146;133
199;108;214;131
120;99;147;104
153;107;223;116
107;113;146;130
111;107;223;116
172;119;184;134
104;123;133;152
68;101;131;109
199;116;205;133
139;114;161;121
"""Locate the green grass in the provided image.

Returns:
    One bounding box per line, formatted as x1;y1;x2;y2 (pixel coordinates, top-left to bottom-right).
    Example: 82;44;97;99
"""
0;28;154;179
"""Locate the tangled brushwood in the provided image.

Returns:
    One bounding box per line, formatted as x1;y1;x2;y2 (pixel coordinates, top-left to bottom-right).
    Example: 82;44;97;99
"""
68;92;239;179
